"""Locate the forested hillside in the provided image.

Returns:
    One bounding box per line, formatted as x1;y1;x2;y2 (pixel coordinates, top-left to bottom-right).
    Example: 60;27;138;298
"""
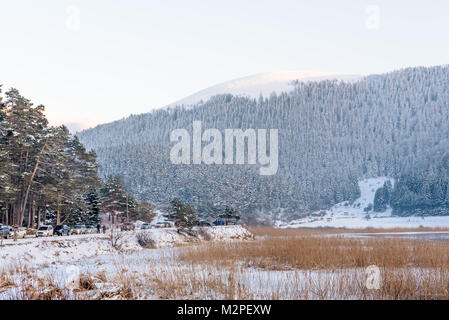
78;66;449;221
390;154;449;216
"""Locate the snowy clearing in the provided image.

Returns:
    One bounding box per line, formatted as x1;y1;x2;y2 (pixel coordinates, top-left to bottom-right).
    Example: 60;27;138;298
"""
277;177;449;229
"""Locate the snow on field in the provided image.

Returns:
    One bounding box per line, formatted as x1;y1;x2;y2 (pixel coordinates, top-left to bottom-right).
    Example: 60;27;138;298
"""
0;242;368;300
0;226;252;270
205;225;254;241
0;226;255;299
278;177;449;229
0;233;134;269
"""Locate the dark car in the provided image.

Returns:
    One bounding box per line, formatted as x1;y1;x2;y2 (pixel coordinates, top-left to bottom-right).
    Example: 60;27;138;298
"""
198;221;212;227
141;223;151;230
0;225;10;239
213;219;225;226
121;222;135;231
225;219;238;225
54;225;71;236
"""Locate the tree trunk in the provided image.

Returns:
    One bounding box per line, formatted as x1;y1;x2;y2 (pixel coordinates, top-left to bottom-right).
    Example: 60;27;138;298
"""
126;194;129;222
37;207;41;228
5;205;9;225
20;137;49;225
30;198;36;229
27;195;32;228
56;193;61;225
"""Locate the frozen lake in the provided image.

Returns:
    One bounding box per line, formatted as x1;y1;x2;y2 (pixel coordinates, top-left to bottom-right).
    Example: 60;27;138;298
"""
343;231;449;242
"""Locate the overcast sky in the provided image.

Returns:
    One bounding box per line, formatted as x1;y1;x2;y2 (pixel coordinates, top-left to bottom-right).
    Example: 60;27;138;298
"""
1;0;448;130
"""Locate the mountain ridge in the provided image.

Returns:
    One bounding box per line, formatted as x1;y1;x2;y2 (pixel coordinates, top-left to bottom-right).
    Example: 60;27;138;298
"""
165;71;361;108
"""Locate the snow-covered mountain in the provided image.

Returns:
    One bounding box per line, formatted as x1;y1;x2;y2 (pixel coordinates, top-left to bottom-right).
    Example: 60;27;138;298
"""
167;71;361;108
77;65;449;222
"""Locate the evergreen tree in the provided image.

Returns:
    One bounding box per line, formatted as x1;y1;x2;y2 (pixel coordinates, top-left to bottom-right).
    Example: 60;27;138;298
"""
165;198;199;233
136;200;155;222
0;87;100;227
391;154;449;216
373;181;392;212
219;206;241;222
100;176;129;224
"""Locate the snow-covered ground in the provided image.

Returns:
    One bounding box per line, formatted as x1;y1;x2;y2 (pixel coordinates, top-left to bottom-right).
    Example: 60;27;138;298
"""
0;226;256;299
278;177;449;229
0;243;378;300
1;222;448;299
0;226;252;270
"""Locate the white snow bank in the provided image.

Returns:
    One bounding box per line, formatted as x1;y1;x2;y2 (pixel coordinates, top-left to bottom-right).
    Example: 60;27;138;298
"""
0;226;252;269
203;225;254;241
0;233;138;269
137;225;254;248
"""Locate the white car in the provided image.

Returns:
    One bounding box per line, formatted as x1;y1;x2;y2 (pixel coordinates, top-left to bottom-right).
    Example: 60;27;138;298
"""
9;227;27;239
36;225;54;237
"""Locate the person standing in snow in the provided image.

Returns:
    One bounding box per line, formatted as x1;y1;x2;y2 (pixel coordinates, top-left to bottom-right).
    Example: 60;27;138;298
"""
96;223;101;233
102;225;106;234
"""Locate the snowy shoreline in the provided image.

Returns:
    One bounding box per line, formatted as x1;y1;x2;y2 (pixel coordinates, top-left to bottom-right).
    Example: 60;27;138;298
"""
0;226;253;269
278;177;449;229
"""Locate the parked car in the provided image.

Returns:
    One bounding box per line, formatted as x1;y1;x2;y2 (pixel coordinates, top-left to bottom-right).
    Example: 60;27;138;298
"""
9;227;27;239
36;225;54;237
72;225;87;235
198;220;212;227
141;223;151;230
0;225;10;239
121;222;135;231
85;225;96;234
155;221;172;228
54;225;71;236
213;219;225;226
17;227;28;238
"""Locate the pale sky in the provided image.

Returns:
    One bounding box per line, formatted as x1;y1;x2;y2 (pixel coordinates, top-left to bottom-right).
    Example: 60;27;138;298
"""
1;0;448;131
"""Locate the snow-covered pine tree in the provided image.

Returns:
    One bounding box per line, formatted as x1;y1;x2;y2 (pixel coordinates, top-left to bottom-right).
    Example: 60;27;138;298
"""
165;198;199;234
373;181;392;212
100;176;129;224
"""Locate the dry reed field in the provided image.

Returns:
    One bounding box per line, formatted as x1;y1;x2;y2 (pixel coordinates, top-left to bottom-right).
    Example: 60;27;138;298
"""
2;226;449;300
173;227;449;299
179;235;449;270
